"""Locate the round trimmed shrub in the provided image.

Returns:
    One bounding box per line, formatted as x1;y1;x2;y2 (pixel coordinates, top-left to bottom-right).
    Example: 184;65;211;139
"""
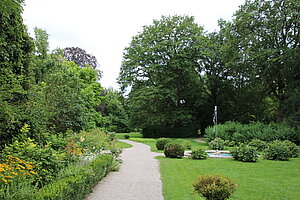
124;134;130;139
190;148;207;160
164;142;184;158
248;139;267;152
263;140;291;161
156;138;172;150
208;138;225;150
193;174;237;200
230;145;258;162
282;140;299;158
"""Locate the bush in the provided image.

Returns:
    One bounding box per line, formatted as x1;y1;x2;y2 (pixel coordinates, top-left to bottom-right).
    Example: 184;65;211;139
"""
36;154;113;200
230;145;258;162
263;140;291;161
208;138;225;150
248;139;267;152
282;140;299;158
193;174;237;200
124;134;130;139
156;138;172;150
190;148;207;160
205;122;300;145
183;140;192;150
164;142;185;158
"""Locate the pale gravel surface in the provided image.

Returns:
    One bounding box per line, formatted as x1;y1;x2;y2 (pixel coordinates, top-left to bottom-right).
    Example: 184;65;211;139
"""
85;140;164;200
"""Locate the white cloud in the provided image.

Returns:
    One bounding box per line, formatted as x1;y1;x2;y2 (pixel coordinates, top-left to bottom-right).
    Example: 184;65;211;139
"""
23;0;244;89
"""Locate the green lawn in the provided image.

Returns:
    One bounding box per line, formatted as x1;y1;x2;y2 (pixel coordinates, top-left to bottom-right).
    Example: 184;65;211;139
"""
114;140;133;148
115;132;143;139
159;156;300;200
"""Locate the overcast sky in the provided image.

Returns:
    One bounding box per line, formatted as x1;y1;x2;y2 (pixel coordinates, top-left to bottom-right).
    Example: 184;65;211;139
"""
22;0;245;89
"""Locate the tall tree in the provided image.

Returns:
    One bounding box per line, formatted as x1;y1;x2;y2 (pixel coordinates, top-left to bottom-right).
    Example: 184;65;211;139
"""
232;0;300;123
119;15;207;137
63;47;102;78
0;0;33;148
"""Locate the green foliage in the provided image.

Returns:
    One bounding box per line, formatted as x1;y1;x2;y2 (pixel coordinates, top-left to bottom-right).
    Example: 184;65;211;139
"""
0;0;34;149
190;148;207;160
208;138;225;150
282;140;299;158
164;142;185;158
205;122;300;145
124;134;130;139
262;140;292;161
232;0;300;124
1;138;66;185
119;15;207;138
230;145;259;162
248;139;267;152
156;138;172;150
193;174;237;200
183;140;192;150
36;154;112;200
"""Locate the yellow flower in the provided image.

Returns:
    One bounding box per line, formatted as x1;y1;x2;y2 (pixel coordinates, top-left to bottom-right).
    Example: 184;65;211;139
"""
11;172;18;176
5;175;13;179
30;171;37;175
1;178;7;182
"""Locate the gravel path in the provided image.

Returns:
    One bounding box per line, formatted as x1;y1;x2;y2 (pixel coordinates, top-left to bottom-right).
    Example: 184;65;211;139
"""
85;140;164;200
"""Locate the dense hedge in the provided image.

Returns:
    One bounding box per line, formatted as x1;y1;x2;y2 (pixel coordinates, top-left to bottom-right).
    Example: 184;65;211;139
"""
205;121;300;145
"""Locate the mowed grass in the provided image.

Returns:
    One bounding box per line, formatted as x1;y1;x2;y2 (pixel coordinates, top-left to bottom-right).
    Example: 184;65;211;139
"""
114;140;133;148
158;156;300;200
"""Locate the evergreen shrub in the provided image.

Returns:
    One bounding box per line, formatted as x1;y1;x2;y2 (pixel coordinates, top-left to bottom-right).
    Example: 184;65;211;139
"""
193;174;237;200
156;138;172;150
230;145;259;162
164;142;185;158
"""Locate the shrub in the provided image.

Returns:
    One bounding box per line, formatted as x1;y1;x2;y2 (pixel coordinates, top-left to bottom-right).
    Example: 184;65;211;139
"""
190;148;207;160
230;145;259;162
183;140;192;150
36;154;113;200
164;142;185;158
193;174;237;200
205;122;300;145
124;134;130;139
156;138;172;150
263;140;291;161
282;140;299;158
248;139;267;152
208;138;225;150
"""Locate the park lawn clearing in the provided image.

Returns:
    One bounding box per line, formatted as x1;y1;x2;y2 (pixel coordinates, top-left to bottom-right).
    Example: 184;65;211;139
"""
158;157;300;200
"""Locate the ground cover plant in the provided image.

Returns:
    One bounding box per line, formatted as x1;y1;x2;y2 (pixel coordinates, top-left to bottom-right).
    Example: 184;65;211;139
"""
158;157;300;200
0;129;121;200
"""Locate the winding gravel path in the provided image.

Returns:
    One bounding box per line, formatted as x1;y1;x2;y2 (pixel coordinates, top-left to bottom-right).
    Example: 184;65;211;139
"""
85;140;164;200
